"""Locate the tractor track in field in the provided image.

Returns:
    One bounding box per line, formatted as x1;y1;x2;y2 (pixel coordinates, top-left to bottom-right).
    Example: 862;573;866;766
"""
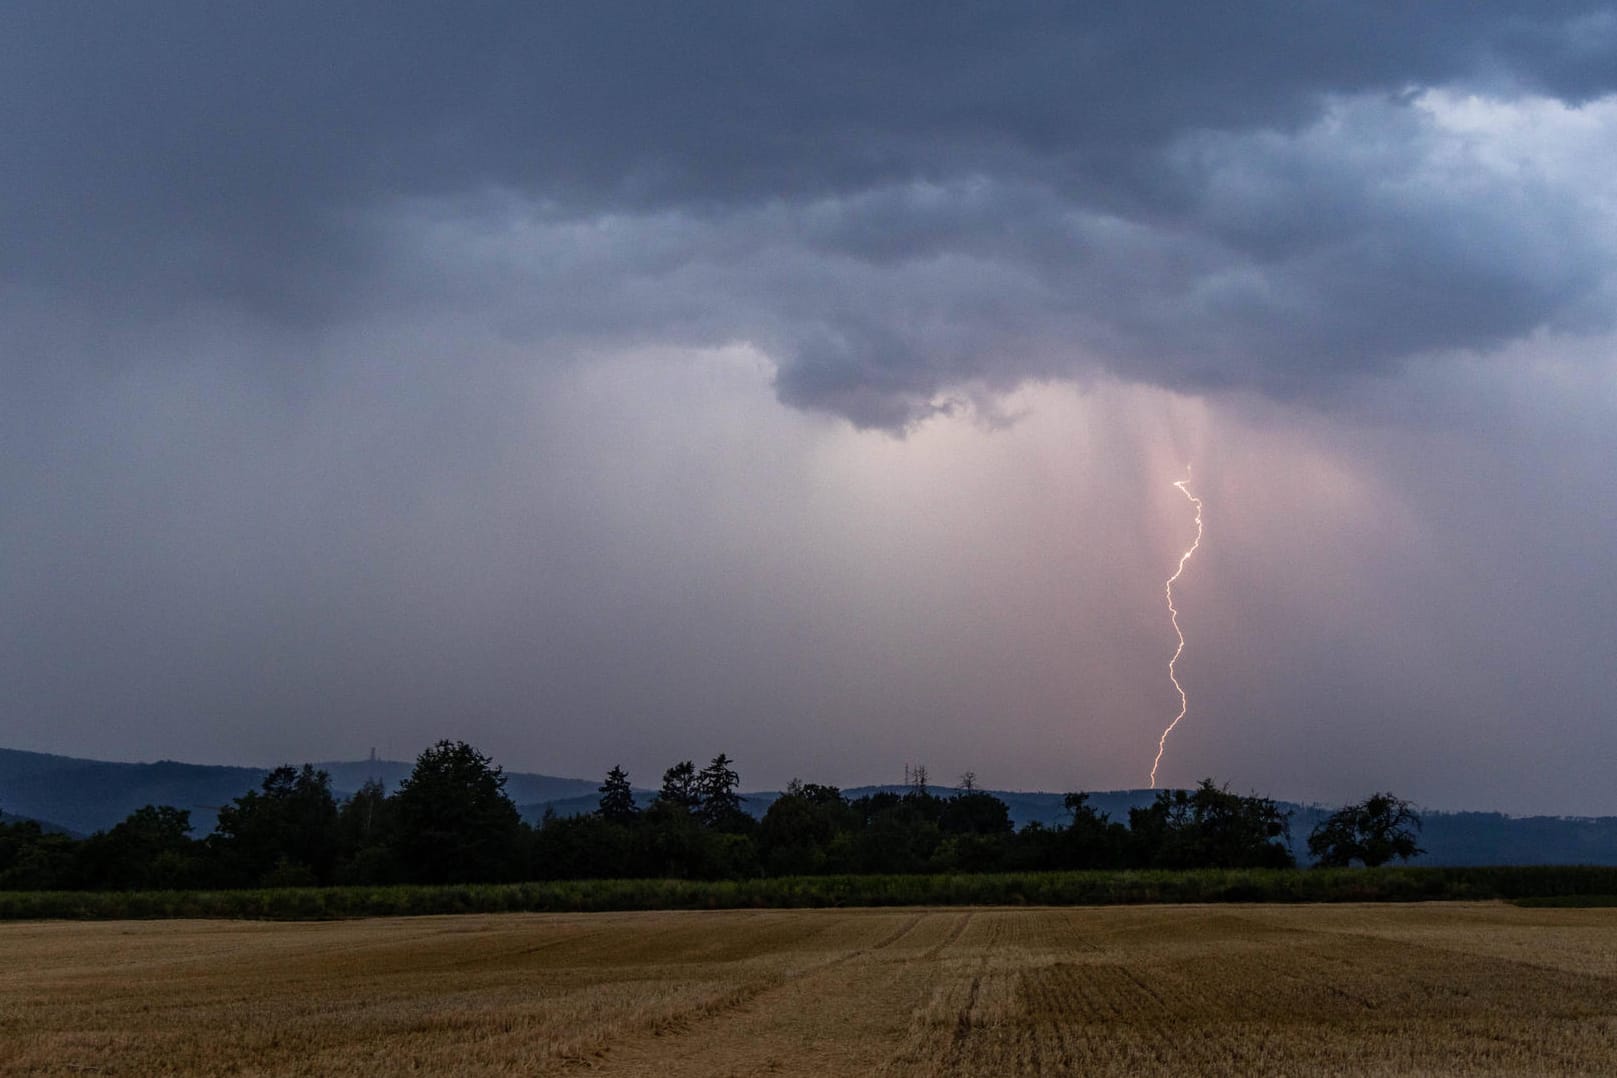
9;904;1617;1077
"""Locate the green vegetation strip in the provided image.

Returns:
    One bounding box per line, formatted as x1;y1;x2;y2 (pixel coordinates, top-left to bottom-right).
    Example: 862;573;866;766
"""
4;865;1617;921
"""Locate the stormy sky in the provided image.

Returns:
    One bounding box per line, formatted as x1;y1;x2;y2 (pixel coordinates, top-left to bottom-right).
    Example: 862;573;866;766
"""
5;3;1617;814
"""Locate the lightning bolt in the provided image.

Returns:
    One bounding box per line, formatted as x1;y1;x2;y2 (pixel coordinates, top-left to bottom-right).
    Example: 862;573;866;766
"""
1150;465;1203;788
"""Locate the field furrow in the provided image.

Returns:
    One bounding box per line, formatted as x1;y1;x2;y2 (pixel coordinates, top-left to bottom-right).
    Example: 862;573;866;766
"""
2;903;1615;1076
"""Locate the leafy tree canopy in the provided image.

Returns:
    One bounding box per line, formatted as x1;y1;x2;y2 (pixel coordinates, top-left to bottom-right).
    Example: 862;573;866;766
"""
213;764;339;885
1308;792;1423;867
393;740;523;884
1129;779;1294;869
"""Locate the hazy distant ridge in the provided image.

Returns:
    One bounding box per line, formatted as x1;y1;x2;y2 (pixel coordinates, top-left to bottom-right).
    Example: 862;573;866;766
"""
0;748;595;837
5;747;1616;866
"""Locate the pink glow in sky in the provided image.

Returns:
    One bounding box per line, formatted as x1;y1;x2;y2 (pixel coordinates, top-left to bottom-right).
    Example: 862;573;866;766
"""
4;5;1617;814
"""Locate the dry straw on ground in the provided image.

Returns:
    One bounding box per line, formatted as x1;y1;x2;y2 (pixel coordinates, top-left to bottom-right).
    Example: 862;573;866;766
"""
2;902;1614;1075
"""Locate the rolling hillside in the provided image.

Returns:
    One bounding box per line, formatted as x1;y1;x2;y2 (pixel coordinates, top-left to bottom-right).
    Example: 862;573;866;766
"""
0;748;596;836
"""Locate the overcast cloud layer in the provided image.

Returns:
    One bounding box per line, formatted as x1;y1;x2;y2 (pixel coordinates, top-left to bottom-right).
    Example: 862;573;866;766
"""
4;4;1617;814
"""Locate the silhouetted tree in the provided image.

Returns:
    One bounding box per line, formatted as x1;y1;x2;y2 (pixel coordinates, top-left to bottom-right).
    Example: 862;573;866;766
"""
1051;792;1130;869
597;765;639;823
212;764;339;885
852;790;904;824
77;805;200;890
392;740;523;884
908;764;929;796
940;792;1013;836
849;791;943;873
1129;780;1293;869
696;754;745;830
334;779;396;884
759;781;855;875
0;816;77;890
338;778;391;847
657;760;699;811
1308;792;1423;867
928;791;1013;871
533;811;640;879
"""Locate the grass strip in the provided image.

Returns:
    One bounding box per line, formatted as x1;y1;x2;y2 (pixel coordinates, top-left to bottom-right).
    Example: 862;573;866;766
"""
4;865;1617;921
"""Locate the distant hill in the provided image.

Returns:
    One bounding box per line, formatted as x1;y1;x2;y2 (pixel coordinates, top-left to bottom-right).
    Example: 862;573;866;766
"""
1412;811;1617;866
311;758;597;807
0;748;597;836
0;749;269;836
0;808;80;838
8;747;1617;865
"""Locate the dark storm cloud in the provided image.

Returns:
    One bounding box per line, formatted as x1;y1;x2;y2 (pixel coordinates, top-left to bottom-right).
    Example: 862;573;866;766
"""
6;3;1617;815
5;2;1617;423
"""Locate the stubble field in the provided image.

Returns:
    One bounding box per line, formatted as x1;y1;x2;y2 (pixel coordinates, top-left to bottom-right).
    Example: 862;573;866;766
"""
2;903;1615;1076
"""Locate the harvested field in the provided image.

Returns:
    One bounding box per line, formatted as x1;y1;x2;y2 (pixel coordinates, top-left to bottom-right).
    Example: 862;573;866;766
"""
2;903;1614;1076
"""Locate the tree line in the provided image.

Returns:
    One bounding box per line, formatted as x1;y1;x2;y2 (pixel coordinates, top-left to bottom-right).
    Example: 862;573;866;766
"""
0;740;1420;891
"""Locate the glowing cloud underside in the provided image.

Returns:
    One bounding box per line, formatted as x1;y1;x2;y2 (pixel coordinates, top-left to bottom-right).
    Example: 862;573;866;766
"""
1150;466;1204;788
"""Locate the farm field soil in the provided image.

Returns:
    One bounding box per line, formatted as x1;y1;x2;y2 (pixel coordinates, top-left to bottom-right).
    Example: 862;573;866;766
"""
2;903;1615;1076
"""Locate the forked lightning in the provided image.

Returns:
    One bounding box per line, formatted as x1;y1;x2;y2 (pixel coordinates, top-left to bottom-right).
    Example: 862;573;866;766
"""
1150;466;1203;788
